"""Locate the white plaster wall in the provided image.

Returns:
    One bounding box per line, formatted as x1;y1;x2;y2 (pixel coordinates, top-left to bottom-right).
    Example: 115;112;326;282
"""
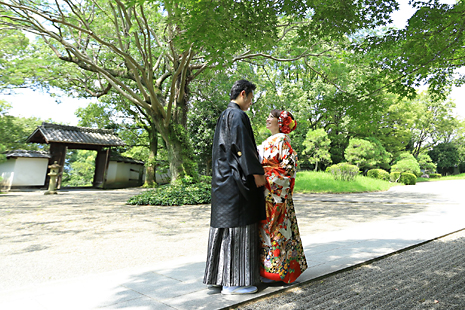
12;158;48;186
105;161;144;185
106;162;117;183
129;163;143;181
0;159;16;190
114;162;127;182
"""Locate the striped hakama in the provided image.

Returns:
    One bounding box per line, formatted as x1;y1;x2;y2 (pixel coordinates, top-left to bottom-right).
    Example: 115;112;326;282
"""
203;223;260;287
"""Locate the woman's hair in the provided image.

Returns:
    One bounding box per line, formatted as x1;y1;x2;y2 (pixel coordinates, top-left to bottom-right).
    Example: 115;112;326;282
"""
230;79;256;100
270;109;294;120
270;109;296;133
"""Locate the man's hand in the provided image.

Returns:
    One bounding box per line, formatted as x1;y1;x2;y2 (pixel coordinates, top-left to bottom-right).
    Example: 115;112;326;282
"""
253;174;266;187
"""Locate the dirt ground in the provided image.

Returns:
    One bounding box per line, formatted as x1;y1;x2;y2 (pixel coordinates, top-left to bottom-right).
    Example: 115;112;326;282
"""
0;182;461;291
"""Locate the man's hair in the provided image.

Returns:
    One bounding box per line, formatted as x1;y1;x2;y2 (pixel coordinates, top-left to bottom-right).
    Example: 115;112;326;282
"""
230;79;256;100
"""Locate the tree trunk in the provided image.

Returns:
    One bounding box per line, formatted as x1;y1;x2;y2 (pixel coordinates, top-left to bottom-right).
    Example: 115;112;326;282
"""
164;123;198;184
314;160;319;171
151;109;198;185
151;71;198;184
144;126;158;186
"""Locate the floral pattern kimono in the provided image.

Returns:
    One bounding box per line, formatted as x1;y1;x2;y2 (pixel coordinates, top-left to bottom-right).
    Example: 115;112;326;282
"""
258;133;307;283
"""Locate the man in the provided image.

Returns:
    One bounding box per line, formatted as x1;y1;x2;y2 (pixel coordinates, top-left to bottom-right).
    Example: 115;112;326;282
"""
203;79;266;295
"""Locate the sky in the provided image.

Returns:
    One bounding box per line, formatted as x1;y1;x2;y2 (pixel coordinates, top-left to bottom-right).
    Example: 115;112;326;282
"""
0;0;464;125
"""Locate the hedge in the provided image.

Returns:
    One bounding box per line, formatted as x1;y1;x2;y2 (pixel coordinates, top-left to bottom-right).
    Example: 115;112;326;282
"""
326;162;359;181
127;176;212;206
367;169;390;181
399;173;417;185
390;172;401;183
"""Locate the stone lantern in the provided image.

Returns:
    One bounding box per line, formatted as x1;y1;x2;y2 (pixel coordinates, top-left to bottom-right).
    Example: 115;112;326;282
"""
44;161;61;195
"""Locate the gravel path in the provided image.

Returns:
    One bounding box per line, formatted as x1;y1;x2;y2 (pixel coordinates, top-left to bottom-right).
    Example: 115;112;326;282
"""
234;229;465;310
0;181;463;294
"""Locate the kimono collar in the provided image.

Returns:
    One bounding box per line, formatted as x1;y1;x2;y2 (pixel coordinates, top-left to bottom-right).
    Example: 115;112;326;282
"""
228;101;241;109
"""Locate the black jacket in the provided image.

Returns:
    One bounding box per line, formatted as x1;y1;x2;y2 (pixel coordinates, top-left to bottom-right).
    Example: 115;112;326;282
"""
210;102;266;228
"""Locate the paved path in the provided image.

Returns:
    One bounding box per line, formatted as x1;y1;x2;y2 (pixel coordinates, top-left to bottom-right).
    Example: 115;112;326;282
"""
0;180;464;309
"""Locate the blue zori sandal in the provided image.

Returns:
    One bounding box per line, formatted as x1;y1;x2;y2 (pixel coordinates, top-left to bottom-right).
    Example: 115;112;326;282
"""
221;285;258;295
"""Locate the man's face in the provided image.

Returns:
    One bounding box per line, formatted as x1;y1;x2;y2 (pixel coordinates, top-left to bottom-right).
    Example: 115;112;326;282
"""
238;91;254;111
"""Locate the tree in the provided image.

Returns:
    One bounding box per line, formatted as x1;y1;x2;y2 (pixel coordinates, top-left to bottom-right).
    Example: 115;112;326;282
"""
407;92;460;157
391;152;421;177
348;92;413;160
0;0;399;183
302;128;332;171
0;143;5;164
344;137;391;172
75;98;162;185
417;153;437;175
0;28;30;91
62;150;96;187
0;100;44;151
361;1;465;99
429;142;461;175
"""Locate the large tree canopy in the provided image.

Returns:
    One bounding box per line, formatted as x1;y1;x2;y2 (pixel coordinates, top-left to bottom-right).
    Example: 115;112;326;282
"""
2;0;465;185
0;0;400;183
361;0;465;98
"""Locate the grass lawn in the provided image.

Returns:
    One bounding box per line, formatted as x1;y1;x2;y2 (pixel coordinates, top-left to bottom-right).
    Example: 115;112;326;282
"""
417;173;465;182
294;171;400;194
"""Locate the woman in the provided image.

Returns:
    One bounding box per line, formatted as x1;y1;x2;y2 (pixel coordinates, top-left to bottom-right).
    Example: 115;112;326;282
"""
258;109;307;284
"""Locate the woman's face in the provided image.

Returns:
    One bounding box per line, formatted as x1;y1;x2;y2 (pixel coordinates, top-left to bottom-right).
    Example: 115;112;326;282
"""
266;113;279;133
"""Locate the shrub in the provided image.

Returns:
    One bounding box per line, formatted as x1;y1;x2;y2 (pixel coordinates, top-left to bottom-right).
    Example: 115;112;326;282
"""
429;173;442;179
344;137;391;171
417;154;437;175
326;162;359;181
367;169;390;181
391;153;421;177
399;173;417;185
390;172;401;183
127;177;212;206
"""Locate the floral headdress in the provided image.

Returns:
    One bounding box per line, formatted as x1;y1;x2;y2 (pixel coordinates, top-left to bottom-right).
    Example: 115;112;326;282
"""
278;111;297;134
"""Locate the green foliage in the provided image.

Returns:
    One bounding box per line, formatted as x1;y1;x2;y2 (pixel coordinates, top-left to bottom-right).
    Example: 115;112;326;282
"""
349;93;413;160
391;153;421;177
399;173;417;185
429;173;441;179
0;29;30;90
344;138;391;171
0;100;45;151
390;172;401;183
367;169;390;181
404;92;461;157
417;153;437;175
302;128;332;171
61;150;96;187
169;123;199;183
361;1;465;99
344;138;375;169
187;72;232;174
3;0;464;187
127;177;211;206
294;170;396;194
0;143;6;164
429;142;461;175
326;162;359;182
149;0;398;65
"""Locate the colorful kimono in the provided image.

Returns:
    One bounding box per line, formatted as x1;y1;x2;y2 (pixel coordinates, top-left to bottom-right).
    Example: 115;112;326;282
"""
258;133;308;283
